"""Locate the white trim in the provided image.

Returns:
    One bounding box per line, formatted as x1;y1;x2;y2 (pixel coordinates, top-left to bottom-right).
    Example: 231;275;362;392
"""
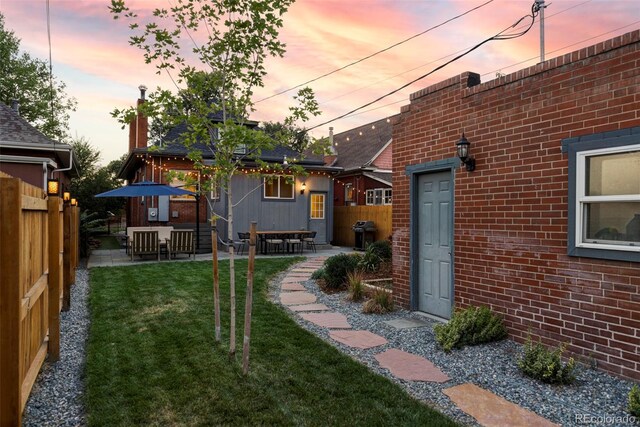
362;172;392;187
310;193;325;219
574;143;640;251
263;175;295;199
0;154;58;168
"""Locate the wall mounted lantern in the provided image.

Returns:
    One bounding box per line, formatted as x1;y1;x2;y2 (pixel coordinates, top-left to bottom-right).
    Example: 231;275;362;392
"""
456;134;476;172
71;198;77;206
300;182;307;195
63;191;71;203
47;178;60;196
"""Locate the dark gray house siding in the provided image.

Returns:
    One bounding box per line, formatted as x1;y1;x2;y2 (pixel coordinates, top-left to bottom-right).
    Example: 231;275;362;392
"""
210;173;334;244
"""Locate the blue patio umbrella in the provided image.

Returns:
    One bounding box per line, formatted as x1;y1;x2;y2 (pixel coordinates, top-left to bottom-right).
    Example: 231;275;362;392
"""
95;181;196;197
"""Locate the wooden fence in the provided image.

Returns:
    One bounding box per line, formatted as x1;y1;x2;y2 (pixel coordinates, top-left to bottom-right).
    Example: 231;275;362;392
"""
333;205;392;247
0;174;79;425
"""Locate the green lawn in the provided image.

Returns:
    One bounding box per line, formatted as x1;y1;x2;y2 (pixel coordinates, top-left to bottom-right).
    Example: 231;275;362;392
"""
87;259;458;426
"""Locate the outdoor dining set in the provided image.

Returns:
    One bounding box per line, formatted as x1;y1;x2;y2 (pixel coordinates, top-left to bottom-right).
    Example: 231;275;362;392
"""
234;230;318;255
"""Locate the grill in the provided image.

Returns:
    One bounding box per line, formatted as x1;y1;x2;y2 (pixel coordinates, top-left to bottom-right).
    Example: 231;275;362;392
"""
352;220;377;250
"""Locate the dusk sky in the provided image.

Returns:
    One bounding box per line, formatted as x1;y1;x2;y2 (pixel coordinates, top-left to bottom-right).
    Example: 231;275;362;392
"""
1;0;639;164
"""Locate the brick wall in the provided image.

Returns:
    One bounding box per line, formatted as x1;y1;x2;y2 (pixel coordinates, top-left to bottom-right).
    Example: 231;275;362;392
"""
334;174;391;206
392;30;640;380
372;143;393;170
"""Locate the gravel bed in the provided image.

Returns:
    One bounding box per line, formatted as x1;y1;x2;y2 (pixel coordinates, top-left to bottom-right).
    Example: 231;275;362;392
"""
273;266;638;427
23;266;89;427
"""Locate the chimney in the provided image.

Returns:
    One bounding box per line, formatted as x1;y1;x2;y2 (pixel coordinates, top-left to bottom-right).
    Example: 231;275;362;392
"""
128;85;149;152
11;99;19;114
323;126;337;166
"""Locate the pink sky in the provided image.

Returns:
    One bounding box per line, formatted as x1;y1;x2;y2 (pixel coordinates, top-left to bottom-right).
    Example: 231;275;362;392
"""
1;0;639;164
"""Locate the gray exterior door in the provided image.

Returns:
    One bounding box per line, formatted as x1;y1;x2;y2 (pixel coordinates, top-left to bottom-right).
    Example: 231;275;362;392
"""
308;192;327;244
417;171;453;319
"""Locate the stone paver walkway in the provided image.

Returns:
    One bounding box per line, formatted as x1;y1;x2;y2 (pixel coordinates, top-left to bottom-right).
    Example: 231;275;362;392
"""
280;291;317;305
299;312;351;329
444;384;560;427
375;349;450;383
276;257;562;427
329;330;387;349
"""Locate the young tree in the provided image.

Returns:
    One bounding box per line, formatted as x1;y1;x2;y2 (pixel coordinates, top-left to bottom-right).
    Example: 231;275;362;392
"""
110;0;326;357
0;13;76;142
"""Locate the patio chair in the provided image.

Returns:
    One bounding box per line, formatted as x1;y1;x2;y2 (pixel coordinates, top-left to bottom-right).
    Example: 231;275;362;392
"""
303;231;317;253
234;232;250;255
167;230;195;259
131;230;160;261
284;233;303;254
265;233;284;254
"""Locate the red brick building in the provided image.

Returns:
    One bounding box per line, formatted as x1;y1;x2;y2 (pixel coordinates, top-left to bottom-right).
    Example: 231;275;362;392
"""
392;30;640;380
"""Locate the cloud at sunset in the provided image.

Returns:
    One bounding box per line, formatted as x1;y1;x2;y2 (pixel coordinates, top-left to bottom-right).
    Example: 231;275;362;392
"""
1;0;638;162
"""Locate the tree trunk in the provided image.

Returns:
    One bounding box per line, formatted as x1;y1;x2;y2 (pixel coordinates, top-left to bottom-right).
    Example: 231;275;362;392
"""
242;222;257;375
212;227;221;342
228;183;236;358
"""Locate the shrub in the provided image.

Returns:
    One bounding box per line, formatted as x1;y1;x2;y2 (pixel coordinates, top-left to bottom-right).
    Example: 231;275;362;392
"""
311;268;325;281
368;239;392;261
359;245;381;272
322;253;361;290
363;288;394;314
346;271;365;302
433;306;507;352
629;385;640;416
517;336;576;385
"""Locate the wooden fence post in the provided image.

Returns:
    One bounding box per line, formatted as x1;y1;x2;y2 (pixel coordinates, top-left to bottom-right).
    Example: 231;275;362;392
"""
0;178;23;426
242;222;257;375
72;206;79;269
48;195;62;362
62;203;72;311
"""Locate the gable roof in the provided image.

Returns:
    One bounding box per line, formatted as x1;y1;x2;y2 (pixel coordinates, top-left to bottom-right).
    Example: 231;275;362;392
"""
0;102;77;172
332;116;394;171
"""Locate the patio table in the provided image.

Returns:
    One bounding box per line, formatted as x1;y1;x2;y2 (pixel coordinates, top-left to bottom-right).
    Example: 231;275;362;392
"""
255;230;314;254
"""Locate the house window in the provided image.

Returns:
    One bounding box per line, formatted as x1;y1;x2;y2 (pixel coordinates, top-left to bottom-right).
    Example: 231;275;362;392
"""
345;183;354;205
366;188;391;205
564;128;640;261
310;193;325;219
170;170;198;201
264;175;294;199
384;189;392;205
234;144;247;155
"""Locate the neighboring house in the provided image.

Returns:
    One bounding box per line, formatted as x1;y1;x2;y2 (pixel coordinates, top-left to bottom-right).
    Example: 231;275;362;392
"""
118;88;338;250
0;101;78;191
329;117;394;207
392;30;640;380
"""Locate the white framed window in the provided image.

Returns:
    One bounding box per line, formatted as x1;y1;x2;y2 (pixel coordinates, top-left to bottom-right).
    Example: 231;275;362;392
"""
366;189;374;205
563;128;640;262
310;193;325;219
170;170;198;201
366;187;391;205
263;175;294;199
574;145;640;252
384;188;392;205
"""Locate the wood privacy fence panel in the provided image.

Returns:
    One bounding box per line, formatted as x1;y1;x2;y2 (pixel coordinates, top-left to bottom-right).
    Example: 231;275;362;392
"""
333;205;392;247
0;175;77;426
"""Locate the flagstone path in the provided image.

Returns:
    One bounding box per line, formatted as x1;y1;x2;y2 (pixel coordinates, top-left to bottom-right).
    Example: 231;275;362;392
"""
276;258;559;427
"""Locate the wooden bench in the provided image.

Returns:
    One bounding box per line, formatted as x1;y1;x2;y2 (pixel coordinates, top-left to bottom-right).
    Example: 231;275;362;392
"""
130;230;160;261
167;230;195;259
126;226;173;254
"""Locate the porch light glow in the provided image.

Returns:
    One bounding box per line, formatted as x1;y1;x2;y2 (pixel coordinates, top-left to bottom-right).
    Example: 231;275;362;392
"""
47;178;60;196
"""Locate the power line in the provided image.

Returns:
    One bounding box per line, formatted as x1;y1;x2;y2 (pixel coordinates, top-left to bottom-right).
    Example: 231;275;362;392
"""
255;0;495;103
305;1;541;132
319;0;595;108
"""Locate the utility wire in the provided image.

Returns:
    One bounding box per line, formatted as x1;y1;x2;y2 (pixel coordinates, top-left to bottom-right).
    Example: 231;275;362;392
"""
255;0;495;103
319;0;594;107
305;1;541;132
